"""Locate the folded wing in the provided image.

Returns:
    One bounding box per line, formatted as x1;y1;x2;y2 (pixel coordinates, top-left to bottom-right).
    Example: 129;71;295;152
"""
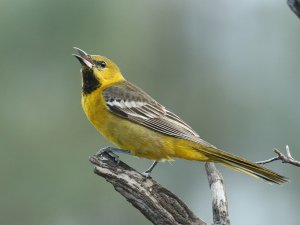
103;81;209;144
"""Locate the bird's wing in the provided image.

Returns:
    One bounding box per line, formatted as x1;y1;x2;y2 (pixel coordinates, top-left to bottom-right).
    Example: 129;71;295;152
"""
103;81;208;144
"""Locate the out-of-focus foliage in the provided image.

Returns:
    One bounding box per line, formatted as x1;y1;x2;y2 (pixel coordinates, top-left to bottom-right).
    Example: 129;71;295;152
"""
0;1;299;225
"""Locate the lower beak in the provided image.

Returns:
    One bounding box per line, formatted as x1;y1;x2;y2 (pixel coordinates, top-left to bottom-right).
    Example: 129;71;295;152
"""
72;47;93;69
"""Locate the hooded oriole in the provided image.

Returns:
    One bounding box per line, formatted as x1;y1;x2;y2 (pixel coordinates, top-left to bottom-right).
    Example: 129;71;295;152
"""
73;47;288;184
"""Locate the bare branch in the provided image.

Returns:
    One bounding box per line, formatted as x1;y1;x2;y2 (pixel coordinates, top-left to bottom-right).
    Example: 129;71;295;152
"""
257;145;300;167
287;0;300;19
89;149;207;225
205;163;230;225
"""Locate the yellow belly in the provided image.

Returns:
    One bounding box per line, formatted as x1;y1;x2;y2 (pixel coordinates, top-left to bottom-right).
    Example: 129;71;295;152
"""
82;88;209;161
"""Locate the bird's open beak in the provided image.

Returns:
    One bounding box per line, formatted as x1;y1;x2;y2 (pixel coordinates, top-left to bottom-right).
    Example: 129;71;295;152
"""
72;47;93;69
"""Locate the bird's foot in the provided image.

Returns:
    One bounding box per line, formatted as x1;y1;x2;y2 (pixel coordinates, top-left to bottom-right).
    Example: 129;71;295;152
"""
142;161;158;178
95;147;118;164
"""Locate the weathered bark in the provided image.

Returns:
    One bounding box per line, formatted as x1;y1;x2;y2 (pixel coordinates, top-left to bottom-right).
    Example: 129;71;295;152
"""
89;150;207;225
205;163;230;225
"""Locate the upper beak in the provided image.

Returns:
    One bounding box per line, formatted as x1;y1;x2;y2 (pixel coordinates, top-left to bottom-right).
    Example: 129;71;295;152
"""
72;47;93;69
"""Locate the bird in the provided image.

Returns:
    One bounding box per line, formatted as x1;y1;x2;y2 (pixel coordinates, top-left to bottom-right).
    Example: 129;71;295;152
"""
73;47;288;184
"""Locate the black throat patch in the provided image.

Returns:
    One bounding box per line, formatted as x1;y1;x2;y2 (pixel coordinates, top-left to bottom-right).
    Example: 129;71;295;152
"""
81;68;100;95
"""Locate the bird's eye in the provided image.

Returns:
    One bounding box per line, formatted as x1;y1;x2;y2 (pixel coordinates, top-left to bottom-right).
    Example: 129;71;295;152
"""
96;61;106;68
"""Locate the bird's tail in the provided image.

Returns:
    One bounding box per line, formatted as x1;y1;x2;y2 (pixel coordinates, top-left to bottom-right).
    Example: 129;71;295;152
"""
194;145;289;184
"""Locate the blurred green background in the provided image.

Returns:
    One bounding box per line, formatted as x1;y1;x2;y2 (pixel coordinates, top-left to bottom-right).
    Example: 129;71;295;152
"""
1;0;299;224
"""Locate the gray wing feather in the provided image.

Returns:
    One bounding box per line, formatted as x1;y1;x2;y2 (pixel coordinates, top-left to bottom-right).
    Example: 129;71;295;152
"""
103;81;201;142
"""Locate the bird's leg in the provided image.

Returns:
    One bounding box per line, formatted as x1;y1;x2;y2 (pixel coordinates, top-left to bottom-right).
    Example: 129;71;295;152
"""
95;147;131;164
96;148;158;177
142;161;159;177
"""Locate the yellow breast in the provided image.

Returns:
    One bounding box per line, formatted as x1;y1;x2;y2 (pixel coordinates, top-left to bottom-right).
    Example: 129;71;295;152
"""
81;88;178;160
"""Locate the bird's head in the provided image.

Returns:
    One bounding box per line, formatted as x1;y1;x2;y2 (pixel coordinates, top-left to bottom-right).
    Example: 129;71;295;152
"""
73;47;124;94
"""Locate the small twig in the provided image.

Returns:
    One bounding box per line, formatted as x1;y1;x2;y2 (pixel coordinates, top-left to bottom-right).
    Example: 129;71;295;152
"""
89;149;207;225
256;156;279;165
257;145;300;167
287;0;300;19
205;163;230;225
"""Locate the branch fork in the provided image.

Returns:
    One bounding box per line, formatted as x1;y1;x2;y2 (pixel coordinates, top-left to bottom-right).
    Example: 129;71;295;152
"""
89;144;299;225
257;145;300;167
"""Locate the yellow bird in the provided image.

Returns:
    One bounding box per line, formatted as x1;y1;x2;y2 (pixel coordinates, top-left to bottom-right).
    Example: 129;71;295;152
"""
73;47;288;184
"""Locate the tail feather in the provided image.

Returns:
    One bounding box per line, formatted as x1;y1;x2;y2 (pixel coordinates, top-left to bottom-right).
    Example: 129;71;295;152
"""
194;146;289;184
